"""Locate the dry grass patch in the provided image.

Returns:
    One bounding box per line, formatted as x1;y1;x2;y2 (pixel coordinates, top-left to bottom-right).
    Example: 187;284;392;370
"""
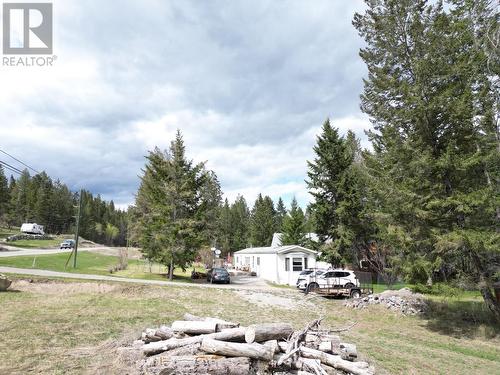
0;277;498;375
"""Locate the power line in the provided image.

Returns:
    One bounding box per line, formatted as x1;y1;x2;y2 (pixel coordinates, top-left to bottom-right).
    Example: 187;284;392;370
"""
0;160;22;175
0;149;40;174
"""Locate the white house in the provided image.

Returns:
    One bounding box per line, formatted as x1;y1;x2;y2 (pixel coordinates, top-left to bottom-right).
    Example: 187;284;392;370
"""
233;243;319;286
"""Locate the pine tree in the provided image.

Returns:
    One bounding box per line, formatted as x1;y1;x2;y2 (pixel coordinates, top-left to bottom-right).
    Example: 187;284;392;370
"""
275;197;287;233
250;194;276;247
134;130;209;279
281;197;306;246
230;195;250;250
354;0;500;319
306;119;355;263
218;199;232;254
0;166;9;222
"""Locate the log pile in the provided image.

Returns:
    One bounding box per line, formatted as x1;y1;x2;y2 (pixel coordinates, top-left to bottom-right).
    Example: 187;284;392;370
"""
129;313;374;375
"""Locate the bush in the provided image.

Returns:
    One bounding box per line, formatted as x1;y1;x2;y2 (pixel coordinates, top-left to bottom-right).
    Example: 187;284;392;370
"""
412;282;461;298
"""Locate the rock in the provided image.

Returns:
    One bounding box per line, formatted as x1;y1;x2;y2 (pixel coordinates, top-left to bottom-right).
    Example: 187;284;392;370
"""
0;274;12;291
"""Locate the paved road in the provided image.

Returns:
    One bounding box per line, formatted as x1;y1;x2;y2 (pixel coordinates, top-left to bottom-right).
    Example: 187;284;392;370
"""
0;266;275;291
0;246;111;257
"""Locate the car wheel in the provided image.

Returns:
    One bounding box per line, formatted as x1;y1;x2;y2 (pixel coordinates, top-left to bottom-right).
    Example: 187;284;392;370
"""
350;289;361;299
345;283;355;289
305;282;319;295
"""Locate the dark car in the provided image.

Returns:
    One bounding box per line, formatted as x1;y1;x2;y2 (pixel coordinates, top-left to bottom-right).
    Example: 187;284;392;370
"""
207;268;230;284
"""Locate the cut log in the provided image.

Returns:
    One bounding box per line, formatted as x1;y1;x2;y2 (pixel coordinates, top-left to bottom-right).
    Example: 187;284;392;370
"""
339;343;357;361
263;339;280;354
278;341;288;353
301;358;328;375
143;327;246;355
142;327;174;343
318;341;332;353
171;320;218;335
320;364;338;375
147;355;251;375
244;323;294;343
182;313;240;331
200;338;274;361
300;346;373;375
143;343;202;368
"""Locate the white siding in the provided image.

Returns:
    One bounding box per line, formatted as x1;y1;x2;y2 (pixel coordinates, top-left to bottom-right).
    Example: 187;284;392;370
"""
234;247;318;286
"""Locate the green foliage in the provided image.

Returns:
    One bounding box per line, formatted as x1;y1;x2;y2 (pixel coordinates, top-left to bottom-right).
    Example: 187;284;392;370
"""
275;197;287;233
133;130;217;278
0;167;125;245
353;0;500;318
307;121;371;265
281;197;306;246
250;194;276;246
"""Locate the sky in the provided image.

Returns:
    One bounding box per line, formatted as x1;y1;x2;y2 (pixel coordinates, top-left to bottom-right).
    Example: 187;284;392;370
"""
0;0;370;209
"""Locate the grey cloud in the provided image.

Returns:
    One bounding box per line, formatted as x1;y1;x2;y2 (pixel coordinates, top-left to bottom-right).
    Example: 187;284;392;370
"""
0;0;369;207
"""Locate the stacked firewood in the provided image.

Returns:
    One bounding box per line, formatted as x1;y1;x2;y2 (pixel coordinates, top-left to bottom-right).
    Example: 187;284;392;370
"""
133;313;374;375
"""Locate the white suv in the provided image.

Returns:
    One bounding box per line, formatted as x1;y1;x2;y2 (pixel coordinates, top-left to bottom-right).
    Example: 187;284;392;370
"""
296;269;326;290
298;269;359;291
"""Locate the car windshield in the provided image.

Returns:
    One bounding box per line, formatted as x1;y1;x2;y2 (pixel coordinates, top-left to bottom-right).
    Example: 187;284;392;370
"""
214;269;228;275
300;270;313;275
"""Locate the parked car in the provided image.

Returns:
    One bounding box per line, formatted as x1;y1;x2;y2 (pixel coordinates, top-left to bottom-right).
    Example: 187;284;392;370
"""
298;269;360;291
207;268;231;284
60;239;75;249
296;269;326;289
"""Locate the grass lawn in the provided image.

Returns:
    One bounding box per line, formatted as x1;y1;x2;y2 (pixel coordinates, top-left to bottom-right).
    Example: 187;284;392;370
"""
0;227;18;239
0;251;206;282
0;276;498;375
2;238;64;249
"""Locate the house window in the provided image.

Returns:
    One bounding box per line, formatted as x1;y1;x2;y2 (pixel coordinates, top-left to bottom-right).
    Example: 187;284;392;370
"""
304;257;308;269
292;258;303;271
257;257;260;266
285;258;290;271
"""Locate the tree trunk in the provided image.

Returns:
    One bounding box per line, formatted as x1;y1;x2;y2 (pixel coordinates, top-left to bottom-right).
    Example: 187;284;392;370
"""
200;338;274;361
143;343;202;368
143;327;246;355
299;346;373;375
478;275;500;322
470;249;500;322
143;355;251;375
182;313;240;330
244;323;294;343
168;256;174;280
171;320;218;335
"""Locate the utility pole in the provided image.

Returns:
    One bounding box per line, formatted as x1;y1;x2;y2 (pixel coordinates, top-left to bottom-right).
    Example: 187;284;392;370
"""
73;189;83;268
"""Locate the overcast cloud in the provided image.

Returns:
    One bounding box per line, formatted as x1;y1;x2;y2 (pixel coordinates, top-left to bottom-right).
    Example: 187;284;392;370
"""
0;0;369;209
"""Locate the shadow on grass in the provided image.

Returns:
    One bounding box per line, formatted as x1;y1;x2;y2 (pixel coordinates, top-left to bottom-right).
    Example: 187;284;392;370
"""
423;298;500;339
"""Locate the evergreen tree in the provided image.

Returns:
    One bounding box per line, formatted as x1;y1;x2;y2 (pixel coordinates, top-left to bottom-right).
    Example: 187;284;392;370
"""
10;170;31;223
250;194;276;246
275;197;287;233
134;131;211;279
281;197;306;246
199;171;222;247
218;199;232;254
230;195;250;251
0;166;9;222
354;0;500;319
306;119;355;263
